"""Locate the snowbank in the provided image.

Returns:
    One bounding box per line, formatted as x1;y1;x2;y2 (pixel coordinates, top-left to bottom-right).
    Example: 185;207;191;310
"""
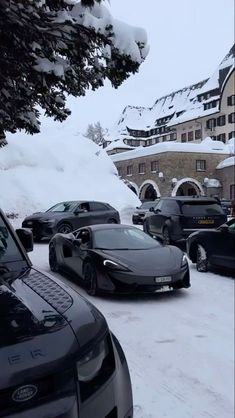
0;129;140;217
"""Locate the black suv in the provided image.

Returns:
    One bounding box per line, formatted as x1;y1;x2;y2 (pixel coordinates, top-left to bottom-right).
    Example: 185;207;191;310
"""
0;209;133;418
22;200;120;240
143;196;227;245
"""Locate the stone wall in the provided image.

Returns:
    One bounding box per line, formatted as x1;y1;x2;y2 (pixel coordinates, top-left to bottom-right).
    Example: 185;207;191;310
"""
115;151;228;197
216;165;235;199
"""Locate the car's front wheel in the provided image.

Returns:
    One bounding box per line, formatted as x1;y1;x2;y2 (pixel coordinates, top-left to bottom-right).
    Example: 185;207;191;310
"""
57;223;72;234
196;244;208;272
83;261;98;296
49;243;59;272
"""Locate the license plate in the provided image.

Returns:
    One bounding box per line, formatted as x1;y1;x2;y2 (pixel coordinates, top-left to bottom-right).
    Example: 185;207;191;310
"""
154;276;171;283
155;286;173;293
198;219;214;225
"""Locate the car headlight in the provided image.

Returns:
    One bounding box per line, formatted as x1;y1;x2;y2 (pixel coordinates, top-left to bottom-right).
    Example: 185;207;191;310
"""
181;254;188;266
103;259;130;271
41;220;56;226
76;339;108;383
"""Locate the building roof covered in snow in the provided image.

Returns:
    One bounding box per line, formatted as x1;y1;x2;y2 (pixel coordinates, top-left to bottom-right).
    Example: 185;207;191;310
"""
110;138;231;163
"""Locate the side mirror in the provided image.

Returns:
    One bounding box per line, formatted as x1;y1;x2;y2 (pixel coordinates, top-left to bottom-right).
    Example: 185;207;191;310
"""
219;224;229;233
73;238;82;247
154;208;161;213
149;207;154;212
16;228;33;252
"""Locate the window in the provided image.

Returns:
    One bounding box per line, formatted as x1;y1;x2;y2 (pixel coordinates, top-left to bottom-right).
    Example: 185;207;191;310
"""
138;163;145;174
117;167;122;176
127;165;133;176
230;184;235;200
195;129;202;140
229;131;235;139
217;133;226;143
217;115;226;126
227;95;235;106
181;133;187;142
228;113;235;124
188;131;194;141
90;202;107;211
206;118;216;129
204;101;217;110
196;160;206;171
151;161;159;172
170;133;177;140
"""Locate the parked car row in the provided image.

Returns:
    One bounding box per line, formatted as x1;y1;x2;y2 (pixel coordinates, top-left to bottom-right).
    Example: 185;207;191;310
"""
0;208;133;418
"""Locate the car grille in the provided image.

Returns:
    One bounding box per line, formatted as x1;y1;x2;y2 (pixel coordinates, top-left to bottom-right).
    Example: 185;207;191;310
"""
0;369;75;417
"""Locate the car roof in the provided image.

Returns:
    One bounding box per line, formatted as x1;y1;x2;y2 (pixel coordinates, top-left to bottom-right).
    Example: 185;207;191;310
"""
54;200;110;205
160;196;218;202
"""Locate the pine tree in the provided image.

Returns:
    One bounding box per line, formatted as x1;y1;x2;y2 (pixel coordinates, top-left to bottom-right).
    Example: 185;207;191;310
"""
0;0;148;141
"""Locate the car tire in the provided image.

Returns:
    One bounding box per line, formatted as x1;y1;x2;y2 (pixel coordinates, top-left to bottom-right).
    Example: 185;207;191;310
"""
143;219;150;234
162;227;171;245
49;244;59;272
57;223;73;234
196;244;208;272
84;261;98;296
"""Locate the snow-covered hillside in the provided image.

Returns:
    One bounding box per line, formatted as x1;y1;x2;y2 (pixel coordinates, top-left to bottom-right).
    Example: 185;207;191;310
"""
0;127;140;217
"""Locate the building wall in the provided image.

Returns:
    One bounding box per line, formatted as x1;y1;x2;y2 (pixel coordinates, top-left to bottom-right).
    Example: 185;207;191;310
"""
115;152;227;197
216;165;235;199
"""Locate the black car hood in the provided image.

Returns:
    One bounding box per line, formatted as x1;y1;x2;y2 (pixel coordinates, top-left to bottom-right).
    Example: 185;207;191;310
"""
99;246;183;274
23;212;70;222
0;268;107;389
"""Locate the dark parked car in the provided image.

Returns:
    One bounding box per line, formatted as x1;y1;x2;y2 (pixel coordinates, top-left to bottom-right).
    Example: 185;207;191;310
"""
143;196;227;245
220;199;232;216
186;218;235;274
49;224;190;295
22;200;120;240
0;209;133;418
132;200;159;225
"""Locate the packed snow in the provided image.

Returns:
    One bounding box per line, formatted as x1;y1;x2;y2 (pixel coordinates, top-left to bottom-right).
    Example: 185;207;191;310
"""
0;128;140;218
110;137;231;163
216;155;235;169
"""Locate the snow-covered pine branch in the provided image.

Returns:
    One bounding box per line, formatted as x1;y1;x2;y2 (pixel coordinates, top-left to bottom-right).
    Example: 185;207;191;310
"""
0;0;149;138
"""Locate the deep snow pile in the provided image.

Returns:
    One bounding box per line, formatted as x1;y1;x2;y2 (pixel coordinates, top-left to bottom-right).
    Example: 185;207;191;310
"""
0;128;140;217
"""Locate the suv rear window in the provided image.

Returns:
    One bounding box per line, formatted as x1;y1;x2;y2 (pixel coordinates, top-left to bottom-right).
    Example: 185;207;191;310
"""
181;202;224;216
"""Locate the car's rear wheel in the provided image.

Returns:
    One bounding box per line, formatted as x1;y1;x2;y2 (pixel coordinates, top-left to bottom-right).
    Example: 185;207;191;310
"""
196;244;208;272
163;227;171;245
57;223;72;234
84;261;98;296
49;244;59;272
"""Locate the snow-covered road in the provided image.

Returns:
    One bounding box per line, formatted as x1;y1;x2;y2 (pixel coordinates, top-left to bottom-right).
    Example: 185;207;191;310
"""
29;241;234;418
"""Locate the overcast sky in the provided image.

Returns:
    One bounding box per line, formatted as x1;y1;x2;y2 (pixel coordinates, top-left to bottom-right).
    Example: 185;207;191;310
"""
45;0;234;135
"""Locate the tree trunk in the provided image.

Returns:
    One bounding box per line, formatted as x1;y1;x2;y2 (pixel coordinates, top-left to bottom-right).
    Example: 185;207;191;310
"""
0;130;7;147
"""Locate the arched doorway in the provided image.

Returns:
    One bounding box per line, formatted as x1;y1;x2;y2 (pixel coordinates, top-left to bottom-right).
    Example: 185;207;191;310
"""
139;180;161;200
171;177;204;197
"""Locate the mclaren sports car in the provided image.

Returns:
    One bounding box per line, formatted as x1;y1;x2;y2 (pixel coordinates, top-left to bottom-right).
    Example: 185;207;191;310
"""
49;224;190;295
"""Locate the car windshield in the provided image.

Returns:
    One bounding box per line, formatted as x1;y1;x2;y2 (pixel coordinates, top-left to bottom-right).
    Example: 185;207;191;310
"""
182;202;224;215
0;215;25;266
93;227;161;250
46;201;78;213
140;202;155;209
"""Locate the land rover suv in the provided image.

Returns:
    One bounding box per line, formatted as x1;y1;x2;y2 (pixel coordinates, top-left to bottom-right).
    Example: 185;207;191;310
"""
0;209;133;418
143;196;227;245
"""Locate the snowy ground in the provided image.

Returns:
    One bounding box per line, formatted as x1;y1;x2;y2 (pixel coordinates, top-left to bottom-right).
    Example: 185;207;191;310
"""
13;209;233;418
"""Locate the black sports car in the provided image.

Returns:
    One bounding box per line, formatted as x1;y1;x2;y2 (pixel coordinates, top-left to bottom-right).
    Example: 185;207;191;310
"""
186;218;235;274
0;208;133;418
22;200;120;240
49;224;190;295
